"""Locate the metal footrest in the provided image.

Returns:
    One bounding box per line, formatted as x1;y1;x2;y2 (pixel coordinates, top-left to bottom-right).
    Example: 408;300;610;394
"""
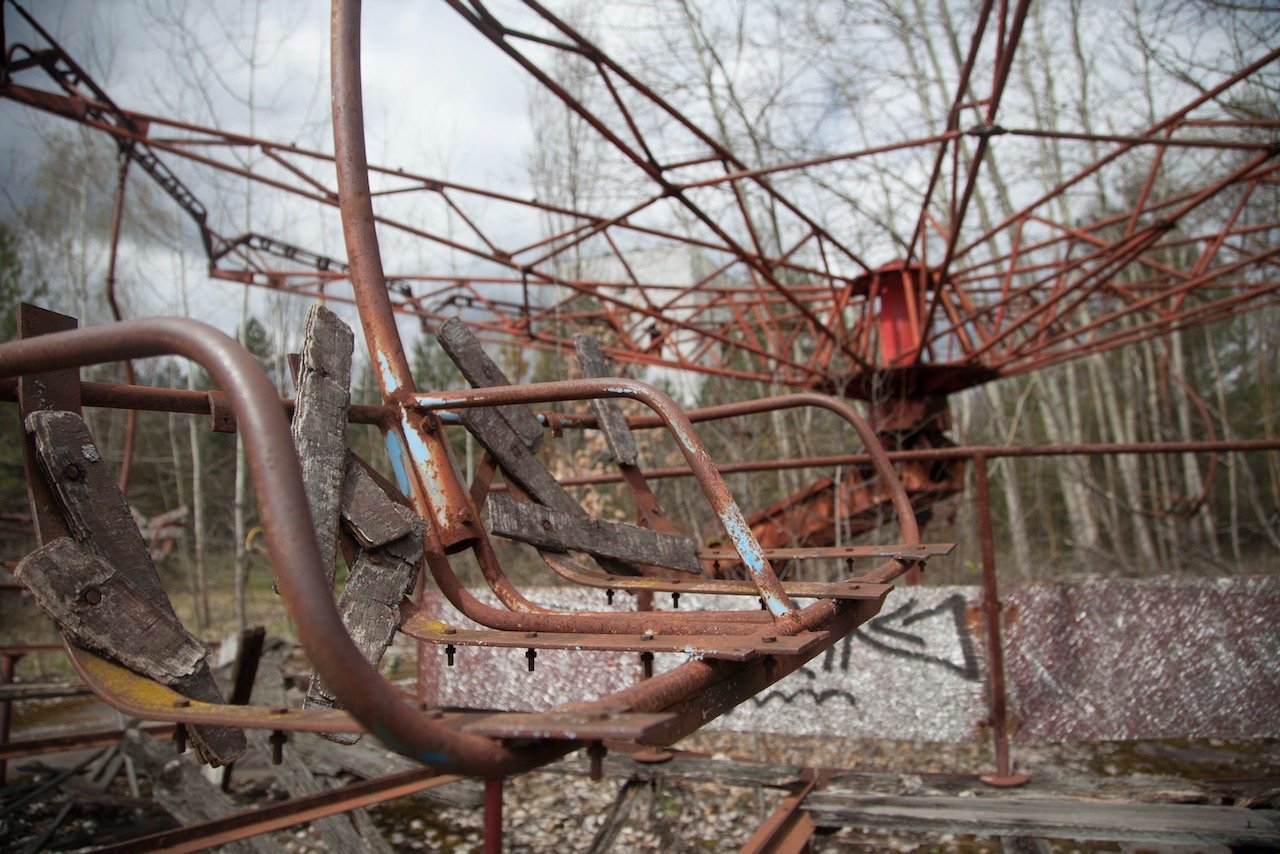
401;613;822;661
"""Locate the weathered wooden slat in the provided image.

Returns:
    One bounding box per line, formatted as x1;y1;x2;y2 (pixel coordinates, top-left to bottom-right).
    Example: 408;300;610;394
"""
459;406;581;515
28;410;169;606
573;334;638;466
16;539;246;766
437;316;544;451
586;778;647;854
339;451;415;548
122;730;271;854
801;793;1280;846
291;305;354;584
489;494;700;573
25;409;245;766
306;456;424;737
305;525;422;728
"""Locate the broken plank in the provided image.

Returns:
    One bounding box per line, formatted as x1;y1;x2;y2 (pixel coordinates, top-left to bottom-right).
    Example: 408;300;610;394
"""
121;729;271;854
573;334;638;466
489;494;700;573
27;410;244;765
458;406;579;514
291;305;354;583
339;451;416;548
289;734;484;808
15;538;246;766
437;316;543;452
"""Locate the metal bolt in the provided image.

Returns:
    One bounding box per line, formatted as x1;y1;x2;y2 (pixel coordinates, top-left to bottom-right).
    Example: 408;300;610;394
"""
442;627;457;635
525;649;537;672
269;730;287;765
761;635;777;643
62;463;82;481
640;651;654;679
174;723;187;755
587;742;606;782
606;588;614;605
171;697;190;708
671;592;680;609
524;631;538;639
642;630;654;641
81;587;102;606
269;705;288;716
446;645;457;667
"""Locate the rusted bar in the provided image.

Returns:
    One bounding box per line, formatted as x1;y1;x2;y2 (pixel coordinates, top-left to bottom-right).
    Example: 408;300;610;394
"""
0;652;16;785
93;767;463;854
0;376;392;425
0;723;175;762
520;438;1280;489
484;777;503;854
973;455;1027;788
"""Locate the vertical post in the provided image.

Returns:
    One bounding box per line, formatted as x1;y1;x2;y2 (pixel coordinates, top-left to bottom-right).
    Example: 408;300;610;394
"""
484;777;504;854
0;652;19;786
974;455;1029;787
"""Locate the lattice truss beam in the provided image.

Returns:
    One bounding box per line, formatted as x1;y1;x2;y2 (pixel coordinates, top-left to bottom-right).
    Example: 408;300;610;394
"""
3;0;1277;396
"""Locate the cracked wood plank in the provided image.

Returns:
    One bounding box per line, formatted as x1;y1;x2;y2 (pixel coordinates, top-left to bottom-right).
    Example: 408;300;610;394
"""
438;316;543;451
488;494;700;573
26;410;245;766
573;334;638;466
291;305;354;584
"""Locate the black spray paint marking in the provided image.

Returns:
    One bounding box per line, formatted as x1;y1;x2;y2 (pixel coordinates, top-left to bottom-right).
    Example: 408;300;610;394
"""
749;666;858;709
823;593;980;681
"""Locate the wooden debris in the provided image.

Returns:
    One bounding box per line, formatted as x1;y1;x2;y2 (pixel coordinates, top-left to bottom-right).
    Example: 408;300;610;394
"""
801;792;1280;846
586;778;647;854
246;729;393;854
488;494;700;573
306;455;424;738
437;316;544;452
573;334;638;466
25;410;245;766
121;729;272;854
291;304;354;583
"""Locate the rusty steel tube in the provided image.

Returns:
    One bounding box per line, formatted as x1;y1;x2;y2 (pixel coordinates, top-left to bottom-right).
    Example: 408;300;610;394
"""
0;317;560;776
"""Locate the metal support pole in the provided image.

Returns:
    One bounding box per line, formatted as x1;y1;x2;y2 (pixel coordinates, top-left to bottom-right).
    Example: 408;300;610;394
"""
973;455;1029;787
0;652;19;786
484;777;503;854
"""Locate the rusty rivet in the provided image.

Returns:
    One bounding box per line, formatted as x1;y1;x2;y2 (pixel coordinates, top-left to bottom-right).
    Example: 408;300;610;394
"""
172;697;190;708
441;627;457;635
642;630;655;641
62;462;83;481
269;705;288;715
761;636;777;643
524;631;538;639
81;587;102;606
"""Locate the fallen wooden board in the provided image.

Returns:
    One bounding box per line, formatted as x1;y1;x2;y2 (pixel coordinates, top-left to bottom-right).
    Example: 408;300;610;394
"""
802;792;1280;846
